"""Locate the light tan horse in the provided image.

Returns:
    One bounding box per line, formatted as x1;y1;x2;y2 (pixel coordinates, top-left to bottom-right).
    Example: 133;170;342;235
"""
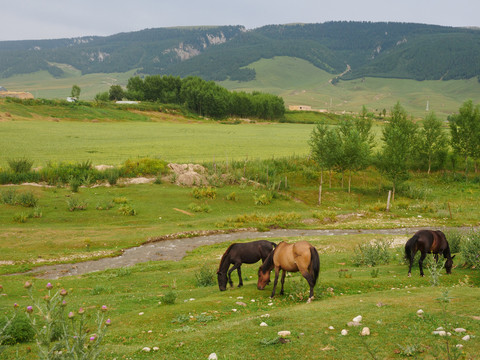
257;241;320;302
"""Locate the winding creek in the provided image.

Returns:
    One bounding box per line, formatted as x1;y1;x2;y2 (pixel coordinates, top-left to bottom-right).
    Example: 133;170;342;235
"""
20;226;457;279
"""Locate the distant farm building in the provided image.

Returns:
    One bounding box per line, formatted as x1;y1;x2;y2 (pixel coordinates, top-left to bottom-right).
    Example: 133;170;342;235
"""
289;105;312;111
0;86;7;92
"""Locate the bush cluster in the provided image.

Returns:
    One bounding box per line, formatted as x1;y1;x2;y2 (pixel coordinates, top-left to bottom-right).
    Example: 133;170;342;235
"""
460;229;480;269
352;239;392;267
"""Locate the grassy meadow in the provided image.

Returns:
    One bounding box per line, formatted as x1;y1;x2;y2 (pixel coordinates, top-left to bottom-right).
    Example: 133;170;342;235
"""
0;100;480;359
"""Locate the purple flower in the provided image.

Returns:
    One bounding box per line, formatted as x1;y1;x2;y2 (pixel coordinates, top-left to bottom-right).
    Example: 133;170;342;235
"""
68;312;75;318
13;303;19;308
101;305;108;312
105;318;111;326
60;288;68;297
89;336;96;341
46;283;53;290
26;306;33;313
24;281;32;289
61;300;67;307
78;307;85;315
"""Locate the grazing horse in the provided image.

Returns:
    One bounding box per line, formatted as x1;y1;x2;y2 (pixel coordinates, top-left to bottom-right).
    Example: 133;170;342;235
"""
257;241;320;303
217;240;276;291
405;230;455;277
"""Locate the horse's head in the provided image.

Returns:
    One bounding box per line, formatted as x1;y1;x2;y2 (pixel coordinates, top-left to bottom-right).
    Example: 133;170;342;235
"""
217;271;227;291
445;255;455;274
257;267;271;290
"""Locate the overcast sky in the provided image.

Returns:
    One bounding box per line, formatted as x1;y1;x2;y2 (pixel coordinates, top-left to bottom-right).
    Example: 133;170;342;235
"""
1;0;479;41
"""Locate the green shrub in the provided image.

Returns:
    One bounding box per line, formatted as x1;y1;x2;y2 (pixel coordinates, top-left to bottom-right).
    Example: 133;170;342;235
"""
7;157;33;173
113;197;128;204
352;239;392;267
66;197;88;211
17;191;38;207
121;158;169;177
13;213;28;223
96;201;114;210
163;290;177;305
118;204;137;216
192;187;217;200
69;176;83;192
104;168;120;186
195;265;216;287
188;203;212;213
460;230;480;269
0;189;17;204
0;313;35;345
254;193;272;206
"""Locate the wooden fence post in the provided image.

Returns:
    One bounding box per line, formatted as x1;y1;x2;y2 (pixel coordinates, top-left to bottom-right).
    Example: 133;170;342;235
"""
386;190;392;212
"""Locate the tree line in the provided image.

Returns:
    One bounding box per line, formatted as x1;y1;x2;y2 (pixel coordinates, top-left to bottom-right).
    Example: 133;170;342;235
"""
97;75;285;120
310;100;480;197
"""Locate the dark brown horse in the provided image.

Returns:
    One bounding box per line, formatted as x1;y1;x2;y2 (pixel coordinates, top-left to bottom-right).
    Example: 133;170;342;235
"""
257;241;320;303
405;230;455;277
217;240;276;291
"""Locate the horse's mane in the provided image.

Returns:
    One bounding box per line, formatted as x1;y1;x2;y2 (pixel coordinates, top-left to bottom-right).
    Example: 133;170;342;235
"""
259;248;275;273
218;244;234;272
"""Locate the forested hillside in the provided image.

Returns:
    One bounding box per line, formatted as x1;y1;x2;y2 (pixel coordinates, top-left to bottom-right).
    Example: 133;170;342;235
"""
0;22;479;82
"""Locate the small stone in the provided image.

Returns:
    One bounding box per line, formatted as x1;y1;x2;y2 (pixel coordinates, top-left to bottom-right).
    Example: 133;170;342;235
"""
436;327;444;331
432;331;447;336
277;331;291;338
208;353;218;360
235;302;247;307
153;347;159;351
142;347;151;352
353;315;362;323
417;309;424;317
260;314;270;318
341;329;348;336
347;321;361;327
147;330;153;333
139;312;144;316
259;322;268;327
456;344;464;349
251;299;255;302
268;302;273;306
361;327;370;336
454;328;467;333
231;309;237;312
328;326;335;330
462;335;471;341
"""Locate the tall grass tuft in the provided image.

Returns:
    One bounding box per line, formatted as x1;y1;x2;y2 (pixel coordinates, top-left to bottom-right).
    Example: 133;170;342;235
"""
460;229;480;269
352;239;392;267
195;265;216;287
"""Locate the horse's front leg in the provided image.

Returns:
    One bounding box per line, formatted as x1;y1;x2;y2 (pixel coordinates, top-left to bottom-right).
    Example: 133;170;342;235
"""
419;252;426;277
270;268;281;298
236;266;243;287
227;263;240;287
279;270;287;295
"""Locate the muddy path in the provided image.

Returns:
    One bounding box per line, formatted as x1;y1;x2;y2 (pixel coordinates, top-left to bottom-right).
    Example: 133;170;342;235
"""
17;226;459;280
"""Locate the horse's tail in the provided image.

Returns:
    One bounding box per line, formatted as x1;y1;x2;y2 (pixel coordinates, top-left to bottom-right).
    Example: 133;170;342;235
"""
270;242;277;248
218;244;234;272
405;234;419;261
310;246;320;287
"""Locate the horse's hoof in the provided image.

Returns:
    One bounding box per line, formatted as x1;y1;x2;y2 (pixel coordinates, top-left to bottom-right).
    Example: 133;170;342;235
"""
307;297;314;303
408;273;411;277
237;284;243;288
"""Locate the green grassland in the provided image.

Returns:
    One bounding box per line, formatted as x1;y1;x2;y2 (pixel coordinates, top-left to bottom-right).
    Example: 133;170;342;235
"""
0;234;479;359
0;97;480;358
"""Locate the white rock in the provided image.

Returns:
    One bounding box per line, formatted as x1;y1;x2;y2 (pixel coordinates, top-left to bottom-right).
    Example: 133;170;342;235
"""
268;302;273;306
232;309;237;312
353;315;363;323
361;327;370;336
260;322;268;327
260;314;270;318
142;347;151;352
277;331;291;338
462;335;471;341
328;326;335;330
347;321;361;327
456;344;464;349
417;309;424;317
153;347;159;351
147;330;152;333
432;331;447;336
436;327;444;331
138;312;144;316
208;353;218;360
341;329;348;336
455;328;467;333
251;299;255;302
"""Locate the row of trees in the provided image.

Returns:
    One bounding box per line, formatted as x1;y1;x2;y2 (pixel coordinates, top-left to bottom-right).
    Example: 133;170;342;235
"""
310;100;480;196
97;75;285;120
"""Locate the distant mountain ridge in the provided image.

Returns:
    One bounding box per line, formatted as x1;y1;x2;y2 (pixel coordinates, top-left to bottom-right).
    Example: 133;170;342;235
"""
0;22;479;82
